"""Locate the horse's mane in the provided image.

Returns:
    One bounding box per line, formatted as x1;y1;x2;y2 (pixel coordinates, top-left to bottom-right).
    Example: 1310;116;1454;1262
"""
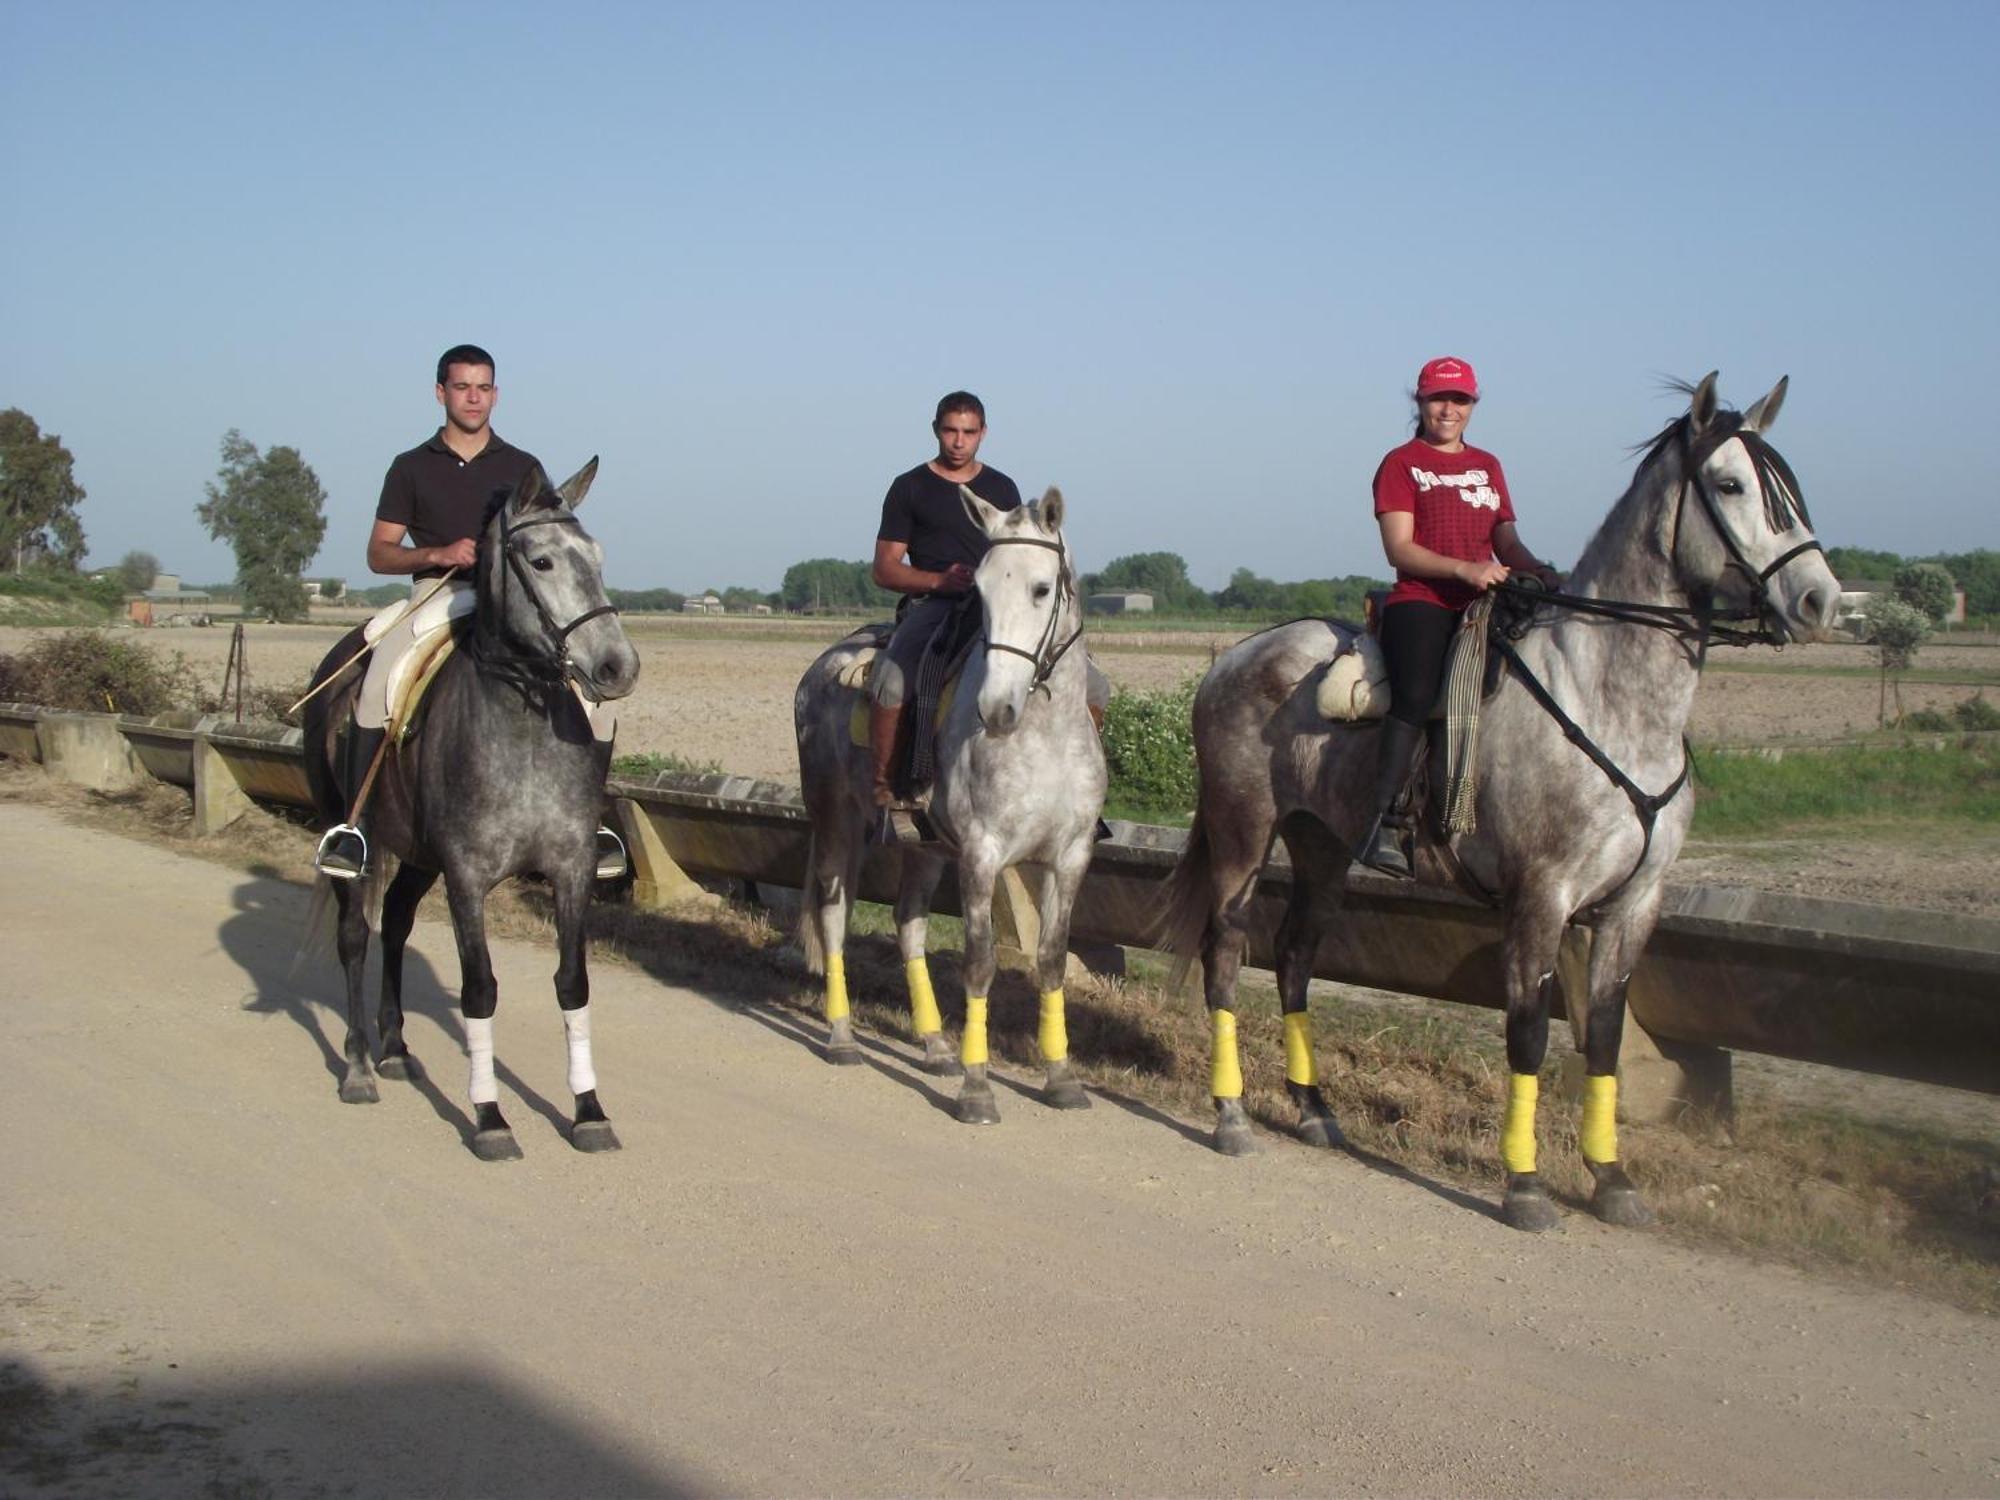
1632;382;1811;534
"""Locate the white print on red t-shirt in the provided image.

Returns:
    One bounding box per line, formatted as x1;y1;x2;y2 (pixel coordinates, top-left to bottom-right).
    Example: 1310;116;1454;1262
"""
1408;465;1501;512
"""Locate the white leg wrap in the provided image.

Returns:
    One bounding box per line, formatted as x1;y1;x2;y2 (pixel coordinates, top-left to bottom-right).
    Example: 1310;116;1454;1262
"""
563;1005;598;1095
465;1015;498;1106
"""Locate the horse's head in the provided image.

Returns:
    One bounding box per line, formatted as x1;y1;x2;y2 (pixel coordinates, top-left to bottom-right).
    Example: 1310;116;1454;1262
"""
962;484;1079;736
1655;373;1840;642
478;458;641;701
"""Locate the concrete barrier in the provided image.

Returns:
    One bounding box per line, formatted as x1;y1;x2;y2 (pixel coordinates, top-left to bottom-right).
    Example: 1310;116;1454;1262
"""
4;704;1995;1105
36;711;148;791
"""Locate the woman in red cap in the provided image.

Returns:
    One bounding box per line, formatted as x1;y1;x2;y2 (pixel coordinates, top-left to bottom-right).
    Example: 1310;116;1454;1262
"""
1358;356;1560;876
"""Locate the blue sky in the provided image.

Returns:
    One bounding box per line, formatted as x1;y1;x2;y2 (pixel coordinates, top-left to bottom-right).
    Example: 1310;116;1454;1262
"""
4;1;1996;592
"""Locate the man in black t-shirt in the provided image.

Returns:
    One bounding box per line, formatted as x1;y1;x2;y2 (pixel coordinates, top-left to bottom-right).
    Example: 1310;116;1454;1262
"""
866;391;1021;811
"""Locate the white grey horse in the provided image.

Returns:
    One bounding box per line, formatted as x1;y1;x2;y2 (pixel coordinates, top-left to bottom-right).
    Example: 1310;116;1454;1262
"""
795;487;1107;1123
1154;375;1840;1229
302;461;640;1160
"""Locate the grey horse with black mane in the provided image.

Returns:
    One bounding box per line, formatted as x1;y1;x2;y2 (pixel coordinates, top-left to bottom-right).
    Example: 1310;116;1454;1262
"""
301;460;639;1160
1154;375;1839;1229
795;487;1107;1124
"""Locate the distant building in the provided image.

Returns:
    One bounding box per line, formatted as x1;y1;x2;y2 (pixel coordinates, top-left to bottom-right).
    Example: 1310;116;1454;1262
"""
1086;591;1154;616
143;572;212;605
682;592;725;615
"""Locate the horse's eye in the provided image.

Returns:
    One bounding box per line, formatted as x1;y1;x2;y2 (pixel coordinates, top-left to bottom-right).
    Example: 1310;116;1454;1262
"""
532;556;555;572
1033;582;1052;601
1716;478;1744;496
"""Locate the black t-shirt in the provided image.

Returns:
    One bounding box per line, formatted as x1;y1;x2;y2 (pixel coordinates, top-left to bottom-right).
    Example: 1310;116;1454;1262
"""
876;463;1022;573
376;430;542;578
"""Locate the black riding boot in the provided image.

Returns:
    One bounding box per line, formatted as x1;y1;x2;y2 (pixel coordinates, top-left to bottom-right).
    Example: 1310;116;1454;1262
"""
314;724;386;880
1357;717;1424;878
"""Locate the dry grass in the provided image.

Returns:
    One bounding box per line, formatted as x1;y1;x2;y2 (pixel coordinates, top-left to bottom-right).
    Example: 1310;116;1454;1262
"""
5;755;1995;1315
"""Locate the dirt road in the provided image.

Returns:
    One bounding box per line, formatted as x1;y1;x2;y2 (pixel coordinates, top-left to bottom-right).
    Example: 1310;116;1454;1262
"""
2;801;1994;1497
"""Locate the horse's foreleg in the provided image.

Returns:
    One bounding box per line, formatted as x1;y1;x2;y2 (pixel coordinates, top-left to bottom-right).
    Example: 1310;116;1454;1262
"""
1575;920;1658;1227
1031;845;1092;1111
332;879;378;1104
953;851;1003;1125
553;867;618;1154
1498;898;1568;1231
816;830;864;1067
445;878;519;1161
375;863;437;1083
896;852;956;1075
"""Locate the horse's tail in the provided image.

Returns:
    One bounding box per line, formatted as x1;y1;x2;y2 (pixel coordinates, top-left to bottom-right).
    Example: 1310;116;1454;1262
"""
795;832;826;975
1151;809;1214;997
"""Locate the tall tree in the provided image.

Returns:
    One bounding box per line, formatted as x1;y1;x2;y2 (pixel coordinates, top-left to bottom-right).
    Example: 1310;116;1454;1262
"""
116;550;161;592
197;429;328;622
1863;594;1928;726
0;408;88;573
1893;562;1957;625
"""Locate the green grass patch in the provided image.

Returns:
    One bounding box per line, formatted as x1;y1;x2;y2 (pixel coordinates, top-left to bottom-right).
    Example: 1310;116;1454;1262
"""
1690;739;2000;836
611;749;725;779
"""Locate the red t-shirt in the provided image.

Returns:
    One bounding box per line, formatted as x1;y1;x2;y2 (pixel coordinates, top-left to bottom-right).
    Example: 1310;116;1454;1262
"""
1372;437;1516;610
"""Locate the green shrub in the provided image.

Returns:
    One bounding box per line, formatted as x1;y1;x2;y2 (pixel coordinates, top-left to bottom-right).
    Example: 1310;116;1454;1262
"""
0;630;203;715
611;749;725;779
1901;692;2000;733
1101;677;1200;820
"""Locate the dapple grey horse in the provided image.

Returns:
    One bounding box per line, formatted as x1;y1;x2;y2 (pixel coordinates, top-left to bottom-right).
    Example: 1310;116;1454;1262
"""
795;487;1107;1123
1154;375;1839;1228
302;461;640;1160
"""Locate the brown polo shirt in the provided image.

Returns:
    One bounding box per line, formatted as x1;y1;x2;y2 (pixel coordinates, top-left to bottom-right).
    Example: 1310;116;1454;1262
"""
375;429;543;578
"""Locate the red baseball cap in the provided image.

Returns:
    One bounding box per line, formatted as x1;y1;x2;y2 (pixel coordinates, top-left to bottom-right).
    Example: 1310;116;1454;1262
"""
1416;356;1479;399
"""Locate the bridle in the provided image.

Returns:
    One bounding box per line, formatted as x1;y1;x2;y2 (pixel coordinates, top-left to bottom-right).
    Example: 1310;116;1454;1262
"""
978;533;1083;695
472;508;624;700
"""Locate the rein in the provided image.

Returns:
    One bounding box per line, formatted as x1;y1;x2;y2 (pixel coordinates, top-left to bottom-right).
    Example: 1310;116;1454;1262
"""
980;534;1083;694
472;509;623;701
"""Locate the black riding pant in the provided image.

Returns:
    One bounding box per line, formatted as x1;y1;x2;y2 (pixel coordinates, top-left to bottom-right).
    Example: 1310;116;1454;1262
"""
1379;600;1461;728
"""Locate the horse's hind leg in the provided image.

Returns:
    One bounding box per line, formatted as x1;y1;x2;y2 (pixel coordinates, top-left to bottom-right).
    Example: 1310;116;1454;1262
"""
375;862;437;1082
952;847;1004;1125
1031;842;1092;1111
552;864;618;1154
813;826;865;1067
444;878;521;1161
1497;891;1570;1231
896;852;957;1076
1200;817;1272;1157
1274;815;1347;1151
332;878;378;1104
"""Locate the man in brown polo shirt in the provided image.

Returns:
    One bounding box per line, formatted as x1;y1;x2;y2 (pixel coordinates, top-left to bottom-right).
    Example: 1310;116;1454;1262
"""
314;344;623;880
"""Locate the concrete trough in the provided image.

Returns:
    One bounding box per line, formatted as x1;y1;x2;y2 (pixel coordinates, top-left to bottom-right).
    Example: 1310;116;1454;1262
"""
0;702;43;764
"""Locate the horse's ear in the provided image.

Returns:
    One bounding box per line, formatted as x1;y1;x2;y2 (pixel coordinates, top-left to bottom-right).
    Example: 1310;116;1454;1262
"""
1038;486;1065;534
509;465;547;513
1688;372;1721;435
1742;376;1788;435
959;483;1005;535
557;456;600;509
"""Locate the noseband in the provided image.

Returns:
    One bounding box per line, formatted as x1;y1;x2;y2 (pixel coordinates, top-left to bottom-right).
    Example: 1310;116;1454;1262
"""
483;509;624;699
979;534;1082;695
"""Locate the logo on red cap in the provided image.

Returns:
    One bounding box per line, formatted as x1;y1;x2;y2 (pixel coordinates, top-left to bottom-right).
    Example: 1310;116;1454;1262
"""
1417;357;1479;399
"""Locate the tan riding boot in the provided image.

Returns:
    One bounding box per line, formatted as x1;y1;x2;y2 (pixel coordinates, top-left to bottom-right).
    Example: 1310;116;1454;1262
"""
1088;701;1105;735
869;700;910;808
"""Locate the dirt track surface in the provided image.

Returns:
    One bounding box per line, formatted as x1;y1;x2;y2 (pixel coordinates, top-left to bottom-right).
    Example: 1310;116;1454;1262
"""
3;802;1996;1498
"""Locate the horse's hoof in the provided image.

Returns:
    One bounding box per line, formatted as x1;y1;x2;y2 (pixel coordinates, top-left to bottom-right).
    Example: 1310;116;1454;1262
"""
571;1119;622;1154
376;1053;421;1083
471;1129;523;1162
1588;1164;1655;1227
1502;1174;1562;1232
1295;1114;1346;1150
339;1074;379;1105
826;1040;864;1067
1212;1120;1257;1157
955;1084;1001;1126
918;1035;963;1077
1043;1076;1092;1111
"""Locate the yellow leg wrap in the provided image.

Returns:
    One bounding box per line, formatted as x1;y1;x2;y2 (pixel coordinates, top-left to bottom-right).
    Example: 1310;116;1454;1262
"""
1037;988;1068;1062
824;952;850;1023
905;957;942;1036
961;995;989;1068
1210;1010;1243;1100
1580;1072;1619;1165
1501;1072;1539;1174
1283;1011;1317;1087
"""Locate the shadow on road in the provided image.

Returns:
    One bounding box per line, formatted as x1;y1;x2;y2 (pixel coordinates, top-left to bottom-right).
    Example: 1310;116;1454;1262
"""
0;1353;701;1498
